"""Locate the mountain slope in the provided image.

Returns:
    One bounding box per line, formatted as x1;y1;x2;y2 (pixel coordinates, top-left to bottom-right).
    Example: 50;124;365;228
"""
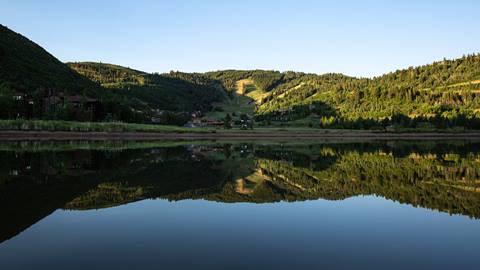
68;62;147;86
201;70;311;119
0;25;152;122
205;70;305;92
0;25;225;123
254;55;480;129
68;62;227;112
0;25;101;96
2;24;480;129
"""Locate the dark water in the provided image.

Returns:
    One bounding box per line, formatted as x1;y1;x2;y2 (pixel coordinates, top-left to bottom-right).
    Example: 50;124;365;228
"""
1;140;480;270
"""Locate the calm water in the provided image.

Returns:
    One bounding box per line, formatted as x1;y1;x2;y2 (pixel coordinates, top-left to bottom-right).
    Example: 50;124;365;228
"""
1;140;480;270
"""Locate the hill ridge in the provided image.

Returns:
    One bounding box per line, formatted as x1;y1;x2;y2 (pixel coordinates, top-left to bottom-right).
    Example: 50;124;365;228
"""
2;24;480;129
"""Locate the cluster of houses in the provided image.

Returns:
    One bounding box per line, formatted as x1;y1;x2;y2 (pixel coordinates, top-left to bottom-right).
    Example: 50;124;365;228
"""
150;110;225;127
185;113;253;129
12;90;101;121
188;113;254;129
11;89;255;128
150;110;256;129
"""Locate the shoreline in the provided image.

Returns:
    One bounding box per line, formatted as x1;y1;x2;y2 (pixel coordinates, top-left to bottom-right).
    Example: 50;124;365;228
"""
1;130;480;141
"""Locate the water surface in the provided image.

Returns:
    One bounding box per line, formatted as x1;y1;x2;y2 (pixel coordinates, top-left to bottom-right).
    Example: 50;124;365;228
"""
1;140;479;269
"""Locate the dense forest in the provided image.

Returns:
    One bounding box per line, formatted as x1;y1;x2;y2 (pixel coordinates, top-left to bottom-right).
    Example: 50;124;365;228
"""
203;57;480;130
68;63;226;112
2;24;480;129
67;62;147;86
253;55;480;129
205;70;306;92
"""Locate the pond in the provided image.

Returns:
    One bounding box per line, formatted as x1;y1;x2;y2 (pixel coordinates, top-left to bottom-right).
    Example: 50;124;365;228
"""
1;140;480;270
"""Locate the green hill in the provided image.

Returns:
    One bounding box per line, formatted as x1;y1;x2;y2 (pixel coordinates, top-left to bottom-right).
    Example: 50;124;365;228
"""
0;24;103;120
0;25;225;123
204;57;480;130
2;24;480;129
0;25;151;122
67;62;147;86
0;25;100;96
68;62;227;112
254;56;480;129
201;70;309;119
205;70;307;92
200;57;480;130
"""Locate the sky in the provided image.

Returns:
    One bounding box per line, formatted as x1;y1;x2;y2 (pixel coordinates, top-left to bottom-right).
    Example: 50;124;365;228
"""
1;0;479;77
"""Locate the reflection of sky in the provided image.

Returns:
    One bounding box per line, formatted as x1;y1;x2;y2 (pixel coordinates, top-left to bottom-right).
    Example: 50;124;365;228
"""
1;196;479;270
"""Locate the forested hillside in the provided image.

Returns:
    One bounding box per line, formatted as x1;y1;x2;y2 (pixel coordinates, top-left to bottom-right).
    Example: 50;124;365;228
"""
255;55;480;129
205;70;306;92
69;63;226;112
203;59;480;130
68;62;147;86
0;25;225;123
0;25;99;96
2;24;480;129
0;25;150;122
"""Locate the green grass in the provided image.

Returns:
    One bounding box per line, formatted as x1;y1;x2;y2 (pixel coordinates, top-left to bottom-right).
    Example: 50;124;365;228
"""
0;119;213;133
0;140;211;152
207;94;255;119
217;127;375;134
0;119;473;136
206;79;266;120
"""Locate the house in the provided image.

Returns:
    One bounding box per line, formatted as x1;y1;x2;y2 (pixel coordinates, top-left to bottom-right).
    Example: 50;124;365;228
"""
183;122;197;128
13;92;24;101
11;92;35;118
42;93;101;121
65;95;100;108
10;89;102;121
151;116;162;124
202;118;224;127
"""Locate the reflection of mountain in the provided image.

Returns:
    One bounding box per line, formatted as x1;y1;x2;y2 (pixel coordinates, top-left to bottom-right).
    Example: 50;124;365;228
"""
1;142;480;243
0;150;105;243
0;147;226;242
207;155;480;218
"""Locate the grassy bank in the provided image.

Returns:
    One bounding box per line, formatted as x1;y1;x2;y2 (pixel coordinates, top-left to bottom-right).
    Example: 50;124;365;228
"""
0;119;476;135
0;140;364;152
0;140;209;152
0;120;212;133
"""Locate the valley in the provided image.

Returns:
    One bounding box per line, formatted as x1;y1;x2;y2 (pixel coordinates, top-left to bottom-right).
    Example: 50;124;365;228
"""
1;24;480;132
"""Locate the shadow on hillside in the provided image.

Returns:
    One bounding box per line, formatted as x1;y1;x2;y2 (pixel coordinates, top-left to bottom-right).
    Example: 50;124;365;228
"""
257;102;480;130
255;101;338;124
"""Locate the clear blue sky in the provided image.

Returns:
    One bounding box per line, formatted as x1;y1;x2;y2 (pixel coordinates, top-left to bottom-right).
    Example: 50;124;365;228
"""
1;0;479;77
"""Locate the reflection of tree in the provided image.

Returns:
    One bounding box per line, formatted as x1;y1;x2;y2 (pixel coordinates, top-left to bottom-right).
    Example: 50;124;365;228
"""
238;153;480;219
197;142;480;219
0;147;226;243
2;142;480;244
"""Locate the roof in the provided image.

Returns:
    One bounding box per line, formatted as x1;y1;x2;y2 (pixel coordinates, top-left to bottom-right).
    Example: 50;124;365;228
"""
66;95;98;103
